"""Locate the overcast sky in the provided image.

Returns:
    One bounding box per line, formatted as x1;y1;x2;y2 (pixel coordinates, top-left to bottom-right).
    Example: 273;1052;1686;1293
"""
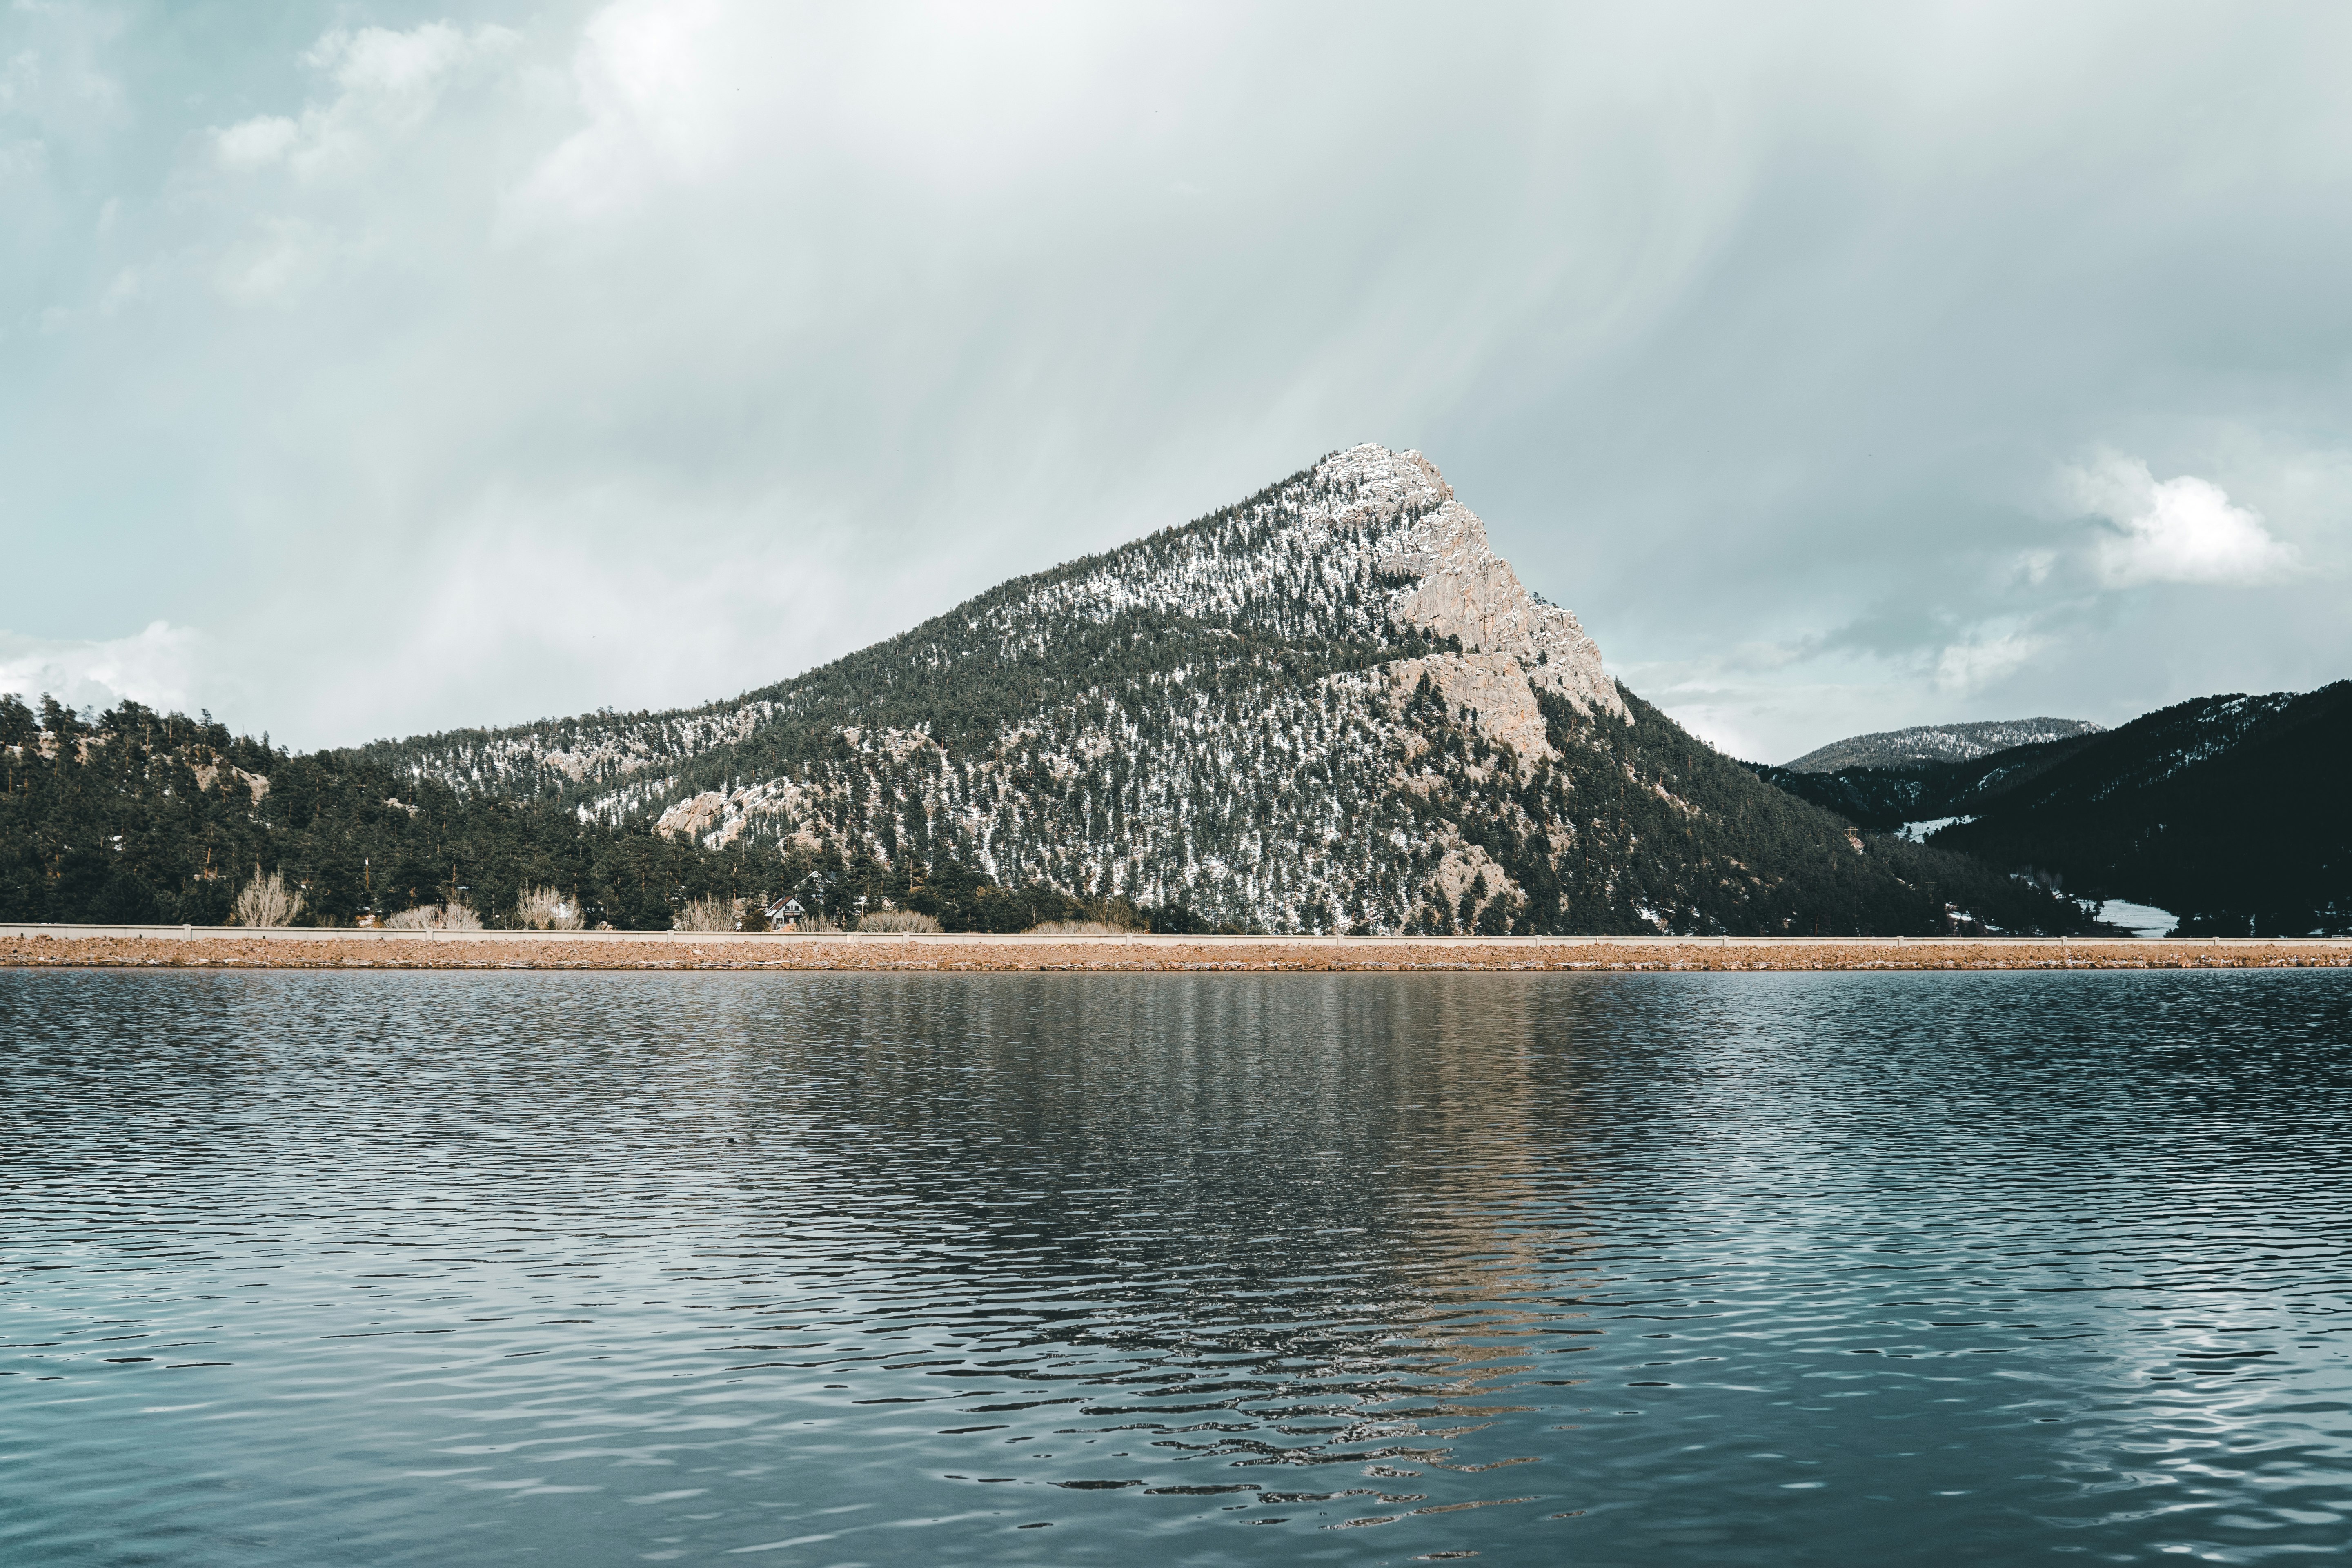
4;1;2348;762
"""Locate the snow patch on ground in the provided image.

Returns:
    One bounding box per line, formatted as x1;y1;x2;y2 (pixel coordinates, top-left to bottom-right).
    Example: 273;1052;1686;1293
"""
1898;816;1972;842
2096;899;2178;938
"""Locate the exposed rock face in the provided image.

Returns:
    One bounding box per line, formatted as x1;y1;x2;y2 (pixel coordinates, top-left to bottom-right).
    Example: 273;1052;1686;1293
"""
655;790;731;845
1346;447;1624;723
1382;652;1560;771
191;763;270;803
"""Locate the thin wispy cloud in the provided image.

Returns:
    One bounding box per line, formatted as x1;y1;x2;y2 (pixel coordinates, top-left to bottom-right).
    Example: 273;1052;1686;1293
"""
1936;629;2055;696
212;23;520;181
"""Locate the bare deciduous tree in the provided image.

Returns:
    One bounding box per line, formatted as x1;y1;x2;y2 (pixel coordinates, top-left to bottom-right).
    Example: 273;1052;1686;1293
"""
232;868;303;927
857;911;941;932
515;885;584;930
385;902;483;931
671;896;738;932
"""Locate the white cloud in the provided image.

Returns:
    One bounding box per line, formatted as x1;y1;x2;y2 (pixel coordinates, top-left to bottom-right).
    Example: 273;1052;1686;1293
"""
1638;676;1927;765
211;22;518;180
99;254;165;312
1934;629;2052;694
234;471;892;744
2063;451;2301;587
213;113;297;170
518;0;732;217
0;621;210;716
213;215;351;305
0;134;44;184
0;7;127;129
1638;622;2062;757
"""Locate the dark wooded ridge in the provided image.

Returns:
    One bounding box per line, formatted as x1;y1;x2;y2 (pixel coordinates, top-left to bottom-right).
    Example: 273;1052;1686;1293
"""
1751;681;2352;936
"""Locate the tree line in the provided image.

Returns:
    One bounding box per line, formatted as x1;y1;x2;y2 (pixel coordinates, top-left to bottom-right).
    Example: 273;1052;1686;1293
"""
0;693;1166;931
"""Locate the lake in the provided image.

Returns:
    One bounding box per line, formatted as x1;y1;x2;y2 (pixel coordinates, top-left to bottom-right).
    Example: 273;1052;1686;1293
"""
3;970;2348;1564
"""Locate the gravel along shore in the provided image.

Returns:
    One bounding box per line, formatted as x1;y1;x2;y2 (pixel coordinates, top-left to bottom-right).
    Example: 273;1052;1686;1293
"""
4;927;2349;972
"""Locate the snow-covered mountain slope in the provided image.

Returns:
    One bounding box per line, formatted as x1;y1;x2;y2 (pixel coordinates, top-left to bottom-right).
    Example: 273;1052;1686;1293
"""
358;445;2081;936
1784;718;2105;772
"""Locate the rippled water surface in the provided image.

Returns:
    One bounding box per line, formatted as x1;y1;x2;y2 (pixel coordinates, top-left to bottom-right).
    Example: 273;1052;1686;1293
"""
4;970;2350;1565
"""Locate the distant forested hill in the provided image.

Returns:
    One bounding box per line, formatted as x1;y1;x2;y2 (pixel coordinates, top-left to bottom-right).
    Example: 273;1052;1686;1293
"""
1747;732;2105;832
1782;718;2104;772
1932;683;2352;935
1749;682;2352;935
0;695;780;929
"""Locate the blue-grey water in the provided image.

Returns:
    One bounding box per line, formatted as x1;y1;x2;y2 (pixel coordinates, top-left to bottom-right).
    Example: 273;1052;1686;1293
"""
3;970;2349;1566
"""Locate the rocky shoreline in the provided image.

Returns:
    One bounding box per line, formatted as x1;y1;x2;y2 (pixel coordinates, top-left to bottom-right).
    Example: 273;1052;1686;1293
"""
4;929;2348;972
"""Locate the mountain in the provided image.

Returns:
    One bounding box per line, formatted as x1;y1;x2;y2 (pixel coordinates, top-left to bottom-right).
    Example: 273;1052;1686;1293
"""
1746;683;2352;936
1926;683;2352;935
1747;732;2106;833
356;445;2084;936
1783;718;2104;772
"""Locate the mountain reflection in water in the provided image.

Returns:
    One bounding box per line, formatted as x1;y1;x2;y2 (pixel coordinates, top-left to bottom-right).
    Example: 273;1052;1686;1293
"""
3;970;2348;1565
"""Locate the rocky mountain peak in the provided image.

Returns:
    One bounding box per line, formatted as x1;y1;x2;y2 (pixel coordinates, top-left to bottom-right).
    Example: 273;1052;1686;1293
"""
1312;444;1627;764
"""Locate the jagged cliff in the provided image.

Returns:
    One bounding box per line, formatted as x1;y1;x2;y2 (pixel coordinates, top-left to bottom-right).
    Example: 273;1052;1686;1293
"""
357;445;2082;936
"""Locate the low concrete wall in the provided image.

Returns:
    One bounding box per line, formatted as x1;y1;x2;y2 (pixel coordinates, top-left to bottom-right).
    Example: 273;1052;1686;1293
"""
4;923;2348;972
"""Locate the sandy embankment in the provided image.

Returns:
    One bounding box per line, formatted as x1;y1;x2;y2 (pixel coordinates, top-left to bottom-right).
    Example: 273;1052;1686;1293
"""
3;926;2348;972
